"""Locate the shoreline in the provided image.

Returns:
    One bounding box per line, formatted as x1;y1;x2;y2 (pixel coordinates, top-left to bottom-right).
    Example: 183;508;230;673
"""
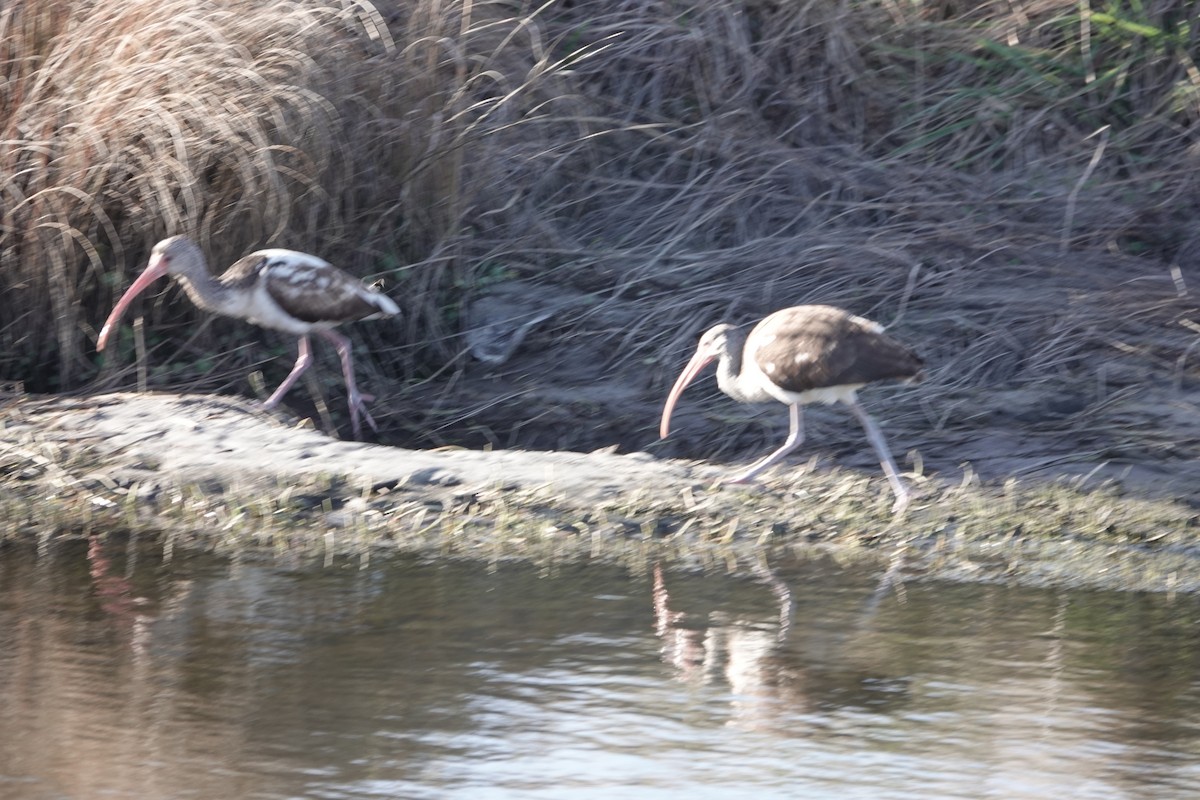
2;391;1197;592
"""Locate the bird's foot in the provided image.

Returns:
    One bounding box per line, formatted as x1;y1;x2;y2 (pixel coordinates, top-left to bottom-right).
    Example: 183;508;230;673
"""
347;395;379;440
712;475;760;491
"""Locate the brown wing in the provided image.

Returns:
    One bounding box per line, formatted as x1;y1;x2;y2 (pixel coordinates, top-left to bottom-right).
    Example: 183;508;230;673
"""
749;305;923;393
219;252;272;291
256;258;396;325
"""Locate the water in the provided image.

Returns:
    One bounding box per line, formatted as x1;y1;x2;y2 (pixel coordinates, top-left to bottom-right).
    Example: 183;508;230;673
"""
2;538;1200;800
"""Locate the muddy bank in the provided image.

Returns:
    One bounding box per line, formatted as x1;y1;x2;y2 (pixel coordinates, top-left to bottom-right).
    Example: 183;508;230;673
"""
7;392;702;505
3;391;1198;593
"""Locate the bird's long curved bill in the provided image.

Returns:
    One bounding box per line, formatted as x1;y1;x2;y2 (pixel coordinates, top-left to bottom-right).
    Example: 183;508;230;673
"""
96;255;169;351
659;350;713;439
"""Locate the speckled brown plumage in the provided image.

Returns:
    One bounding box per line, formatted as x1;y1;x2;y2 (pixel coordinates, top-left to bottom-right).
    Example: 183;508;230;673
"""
742;305;923;396
97;236;399;439
659;304;923;513
203;253;391;326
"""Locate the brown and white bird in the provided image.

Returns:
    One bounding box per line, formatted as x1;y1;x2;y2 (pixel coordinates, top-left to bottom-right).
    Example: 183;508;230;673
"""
659;305;923;512
97;235;400;439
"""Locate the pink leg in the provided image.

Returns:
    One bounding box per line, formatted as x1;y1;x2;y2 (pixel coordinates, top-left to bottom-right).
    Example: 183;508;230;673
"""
846;399;909;514
263;335;313;410
317;329;377;439
724;403;805;484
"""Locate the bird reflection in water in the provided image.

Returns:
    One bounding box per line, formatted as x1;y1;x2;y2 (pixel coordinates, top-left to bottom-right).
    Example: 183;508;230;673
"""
86;535;155;654
652;563;806;730
653;562;915;733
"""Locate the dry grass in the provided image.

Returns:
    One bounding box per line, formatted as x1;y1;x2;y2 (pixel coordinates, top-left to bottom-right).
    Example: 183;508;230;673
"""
2;0;1199;474
1;0;587;384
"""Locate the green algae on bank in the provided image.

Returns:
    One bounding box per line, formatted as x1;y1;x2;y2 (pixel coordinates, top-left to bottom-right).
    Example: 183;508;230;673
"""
1;392;1196;591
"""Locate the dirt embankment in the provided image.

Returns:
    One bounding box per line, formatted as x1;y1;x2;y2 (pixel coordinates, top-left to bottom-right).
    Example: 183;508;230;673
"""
3;387;1199;594
5;392;700;507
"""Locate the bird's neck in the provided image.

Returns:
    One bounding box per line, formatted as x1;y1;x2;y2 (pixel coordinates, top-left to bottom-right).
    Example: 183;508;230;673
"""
175;273;224;313
715;326;767;403
710;326;777;402
171;247;240;316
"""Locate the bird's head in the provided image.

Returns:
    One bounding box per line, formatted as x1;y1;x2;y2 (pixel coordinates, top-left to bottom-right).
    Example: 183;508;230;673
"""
149;236;192;273
96;236;202;352
659;322;738;439
693;323;737;361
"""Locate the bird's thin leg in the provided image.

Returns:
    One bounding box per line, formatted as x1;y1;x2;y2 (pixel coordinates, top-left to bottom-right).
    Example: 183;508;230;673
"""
263;335;313;410
318;329;377;439
847;399;910;514
725;403;805;484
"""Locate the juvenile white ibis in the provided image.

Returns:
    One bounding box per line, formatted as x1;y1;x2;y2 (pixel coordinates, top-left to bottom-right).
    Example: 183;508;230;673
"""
659;305;923;512
97;235;400;438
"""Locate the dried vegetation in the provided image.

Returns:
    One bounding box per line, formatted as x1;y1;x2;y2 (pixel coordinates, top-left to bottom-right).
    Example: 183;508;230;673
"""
3;0;1200;510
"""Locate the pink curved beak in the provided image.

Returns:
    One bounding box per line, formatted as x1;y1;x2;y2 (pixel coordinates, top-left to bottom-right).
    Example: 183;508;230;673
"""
96;253;169;351
659;348;715;439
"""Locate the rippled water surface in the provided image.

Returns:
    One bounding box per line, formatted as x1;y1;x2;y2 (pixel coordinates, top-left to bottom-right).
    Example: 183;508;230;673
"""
3;538;1200;799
